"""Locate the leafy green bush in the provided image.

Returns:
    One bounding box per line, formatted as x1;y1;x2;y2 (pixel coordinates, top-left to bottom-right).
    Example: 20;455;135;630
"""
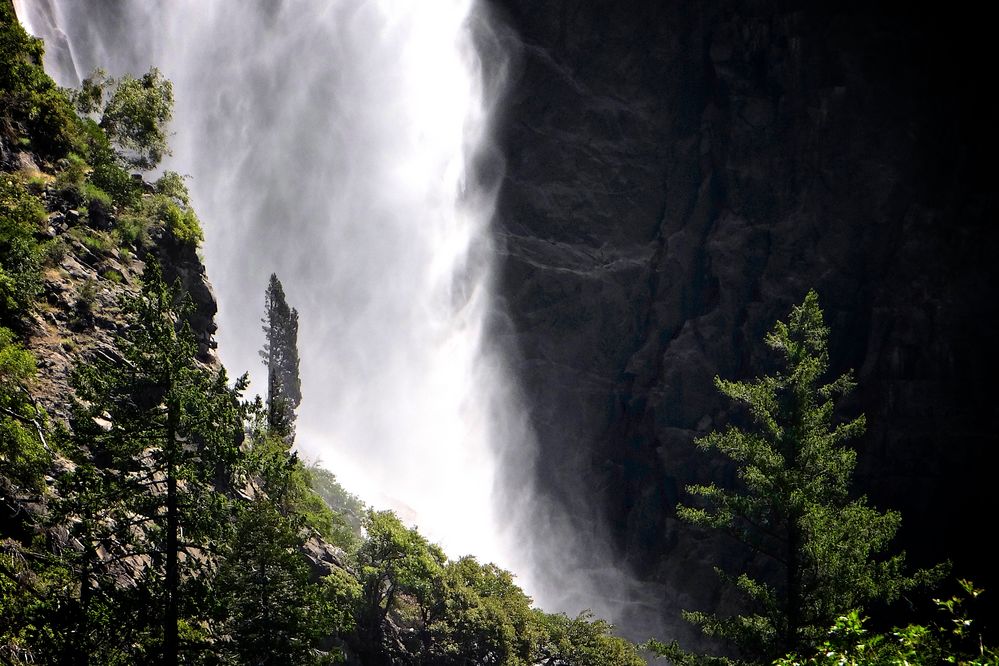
162;198;203;245
0;327;49;493
774;580;997;666
76;118;140;208
154;170;191;204
0;3;81;159
114;212;150;248
0;177;45;323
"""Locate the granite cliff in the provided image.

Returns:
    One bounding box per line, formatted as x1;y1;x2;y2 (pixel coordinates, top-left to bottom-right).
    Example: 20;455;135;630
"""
489;0;999;638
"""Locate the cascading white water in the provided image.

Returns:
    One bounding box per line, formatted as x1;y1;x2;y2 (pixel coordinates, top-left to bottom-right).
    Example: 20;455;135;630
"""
15;0;672;640
16;0;518;565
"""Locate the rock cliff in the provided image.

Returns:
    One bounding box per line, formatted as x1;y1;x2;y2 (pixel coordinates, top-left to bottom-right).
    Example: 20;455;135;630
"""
489;0;999;639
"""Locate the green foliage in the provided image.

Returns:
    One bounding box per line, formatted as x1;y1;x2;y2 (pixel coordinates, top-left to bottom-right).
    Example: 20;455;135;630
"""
775;580;997;666
0;327;49;493
358;509;446;616
0;176;45;323
212;499;335;666
0;541;80;666
161;195;203;245
422;555;536;665
58;261;247;662
322;566;363;640
114;210;151;248
0;5;81;159
261;273;302;436
308;464;366;534
533;610;647;666
115;190;203;248
69;227;110;254
246;417;360;554
155;170;192;205
73;67;174;170
675;291;928;662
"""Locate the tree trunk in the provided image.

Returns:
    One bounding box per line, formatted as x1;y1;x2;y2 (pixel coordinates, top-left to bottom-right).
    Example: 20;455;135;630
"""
785;518;800;655
164;397;180;665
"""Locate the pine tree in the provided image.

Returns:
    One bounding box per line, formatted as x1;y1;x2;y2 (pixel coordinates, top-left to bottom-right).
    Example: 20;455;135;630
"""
212;498;333;666
675;291;923;662
260;274;301;438
61;261;246;663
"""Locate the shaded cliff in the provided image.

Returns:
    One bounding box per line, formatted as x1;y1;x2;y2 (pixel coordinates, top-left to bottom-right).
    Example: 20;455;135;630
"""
490;0;999;639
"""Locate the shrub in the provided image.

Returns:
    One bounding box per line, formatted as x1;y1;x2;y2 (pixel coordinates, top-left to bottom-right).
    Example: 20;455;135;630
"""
114;213;149;249
0;3;81;159
164;201;203;246
73;67;174;171
0;177;45;323
0;326;49;493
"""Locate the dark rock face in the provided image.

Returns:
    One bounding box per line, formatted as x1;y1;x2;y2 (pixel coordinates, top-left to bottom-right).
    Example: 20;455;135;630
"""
150;228;220;364
489;0;999;638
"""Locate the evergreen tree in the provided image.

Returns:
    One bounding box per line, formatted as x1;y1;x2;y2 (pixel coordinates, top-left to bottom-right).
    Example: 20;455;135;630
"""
60;261;246;664
673;291;924;662
260;274;301;438
212;498;332;666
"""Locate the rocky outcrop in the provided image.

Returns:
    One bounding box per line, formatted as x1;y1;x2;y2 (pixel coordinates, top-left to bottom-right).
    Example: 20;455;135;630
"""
489;0;999;640
20;179;220;424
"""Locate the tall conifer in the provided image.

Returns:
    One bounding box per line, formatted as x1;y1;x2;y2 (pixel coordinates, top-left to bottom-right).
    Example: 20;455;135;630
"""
62;261;246;663
261;274;301;438
675;291;924;662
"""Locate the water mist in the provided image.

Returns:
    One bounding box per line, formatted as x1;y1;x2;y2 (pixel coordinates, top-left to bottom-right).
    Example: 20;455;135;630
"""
16;0;671;641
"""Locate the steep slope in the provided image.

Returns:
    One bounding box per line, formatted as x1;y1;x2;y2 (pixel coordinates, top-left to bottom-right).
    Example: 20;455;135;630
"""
491;0;999;638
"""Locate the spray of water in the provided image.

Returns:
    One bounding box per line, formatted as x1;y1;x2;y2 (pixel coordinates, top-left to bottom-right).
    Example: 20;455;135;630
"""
16;0;514;562
16;0;673;641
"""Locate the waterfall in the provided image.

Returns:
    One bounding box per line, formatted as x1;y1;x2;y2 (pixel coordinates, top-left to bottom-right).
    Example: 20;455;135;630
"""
16;0;520;567
15;0;673;641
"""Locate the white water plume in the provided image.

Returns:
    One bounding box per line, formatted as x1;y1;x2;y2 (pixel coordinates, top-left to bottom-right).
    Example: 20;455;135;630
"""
17;0;518;566
16;0;672;641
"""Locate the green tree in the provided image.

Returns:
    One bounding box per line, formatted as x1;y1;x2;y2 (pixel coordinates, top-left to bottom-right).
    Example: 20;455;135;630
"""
532;610;646;666
673;291;924;662
0;4;80;159
73;67;174;170
212;498;333;666
356;510;445;663
260;274;302;437
61;260;245;663
421;555;537;665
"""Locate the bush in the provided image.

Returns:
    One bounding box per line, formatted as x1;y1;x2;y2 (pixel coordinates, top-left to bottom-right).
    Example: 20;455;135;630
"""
114;213;149;249
0;3;81;159
0;326;49;493
775;580;997;666
0;177;45;323
163;200;203;246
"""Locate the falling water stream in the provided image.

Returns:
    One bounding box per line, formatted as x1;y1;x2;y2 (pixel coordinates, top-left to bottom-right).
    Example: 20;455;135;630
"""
16;0;516;563
15;0;670;641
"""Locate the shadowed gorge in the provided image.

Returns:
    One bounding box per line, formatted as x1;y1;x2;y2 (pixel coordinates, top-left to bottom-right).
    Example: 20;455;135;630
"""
490;0;999;644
